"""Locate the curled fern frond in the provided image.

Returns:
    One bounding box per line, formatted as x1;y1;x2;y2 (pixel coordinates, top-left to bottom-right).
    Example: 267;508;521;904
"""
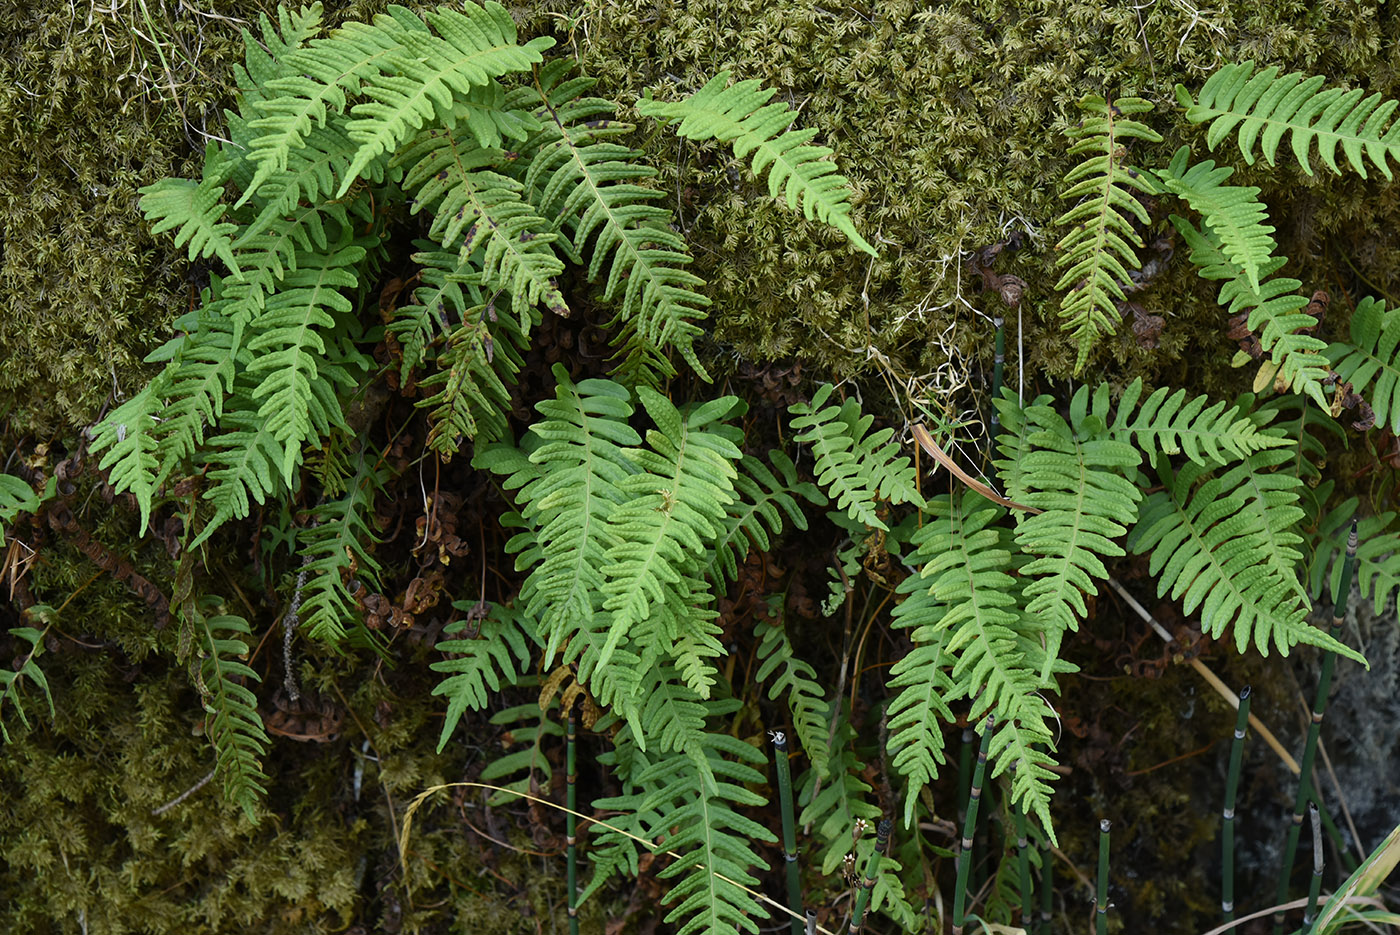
638;71;876;255
1327;296;1400;432
1179;60;1400;180
1052;94;1162;372
1172;216;1329;406
788;384;925;531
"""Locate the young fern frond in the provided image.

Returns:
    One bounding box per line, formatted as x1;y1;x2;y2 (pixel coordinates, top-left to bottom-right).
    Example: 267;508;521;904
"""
998;390;1142;672
788;384;925;531
885;493;1060;839
1154;146;1277;292
1172;217;1329;405
193;612;271;822
1326;296;1400;432
92;381;166;534
1178;60;1400;180
638;71;876;255
797;714;881;875
1053;94;1162;372
754;612;831;779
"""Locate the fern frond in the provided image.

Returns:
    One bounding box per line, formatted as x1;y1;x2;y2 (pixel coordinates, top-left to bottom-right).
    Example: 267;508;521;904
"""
1179;60;1400;180
598;388;742;697
708;450;824;585
139;143;242;276
520;65;710;383
1327;296;1400;432
789;384;925;531
194;393;287;543
1304;492;1400;613
1104;377;1290;466
754;612;831;778
1005;392;1142;669
1052;94;1162;372
635;710;774;935
886;493;1060;837
92;381;165;534
1155;145;1277;292
479;681;563;806
194;612;270;821
1129;453;1361;661
638;72;875;255
0;625;55;743
388;245;484;378
416;297;530;451
1172;216;1329;406
0;474;43;530
294;442;388;642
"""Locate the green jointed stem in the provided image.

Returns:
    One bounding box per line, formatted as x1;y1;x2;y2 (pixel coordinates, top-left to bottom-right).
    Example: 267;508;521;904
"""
1096;819;1111;935
1272;520;1356;935
1222;684;1252;924
566;703;579;935
1016;797;1033;928
1039;831;1053;935
771;731;803;935
953;716;993;935
850;819;890;934
992;315;1005;432
1303;802;1324;932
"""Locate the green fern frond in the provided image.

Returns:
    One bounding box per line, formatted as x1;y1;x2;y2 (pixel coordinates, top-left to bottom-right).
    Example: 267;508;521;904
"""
1004;392;1142;669
1179;60;1400;180
416;298;530;452
194;395;287;543
886;493;1060;838
92;381;165;534
0;474;44;532
193;612;270;821
598;387;742;697
388;245;483;378
1304;492;1400;614
520;64;710;383
638;71;875;255
232;3;325;107
479;680;563;806
0;624;55;744
1327;296;1400;432
797;713;881;874
1154;146;1277;292
1052;94;1162;372
1104;377;1290;466
754;612;831;778
1129;453;1361;661
294;443;388;642
789;384;925;531
139;143;242;277
635;709;774;935
1172;216;1329;406
708;450;824;584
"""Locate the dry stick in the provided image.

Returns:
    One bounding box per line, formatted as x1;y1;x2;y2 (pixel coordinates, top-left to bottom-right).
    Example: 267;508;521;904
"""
399;782;842;935
1272;521;1358;935
1221;685;1252;924
1105;577;1300;775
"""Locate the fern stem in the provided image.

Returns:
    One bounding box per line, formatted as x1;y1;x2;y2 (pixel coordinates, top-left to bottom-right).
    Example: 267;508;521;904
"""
772;731;804;935
1302;802;1324;932
1038;829;1053;935
1096;819;1111;935
1015;794;1033;928
1221;684;1252;924
1272;520;1356;935
849;818;890;934
952;716;992;935
566;701;579;935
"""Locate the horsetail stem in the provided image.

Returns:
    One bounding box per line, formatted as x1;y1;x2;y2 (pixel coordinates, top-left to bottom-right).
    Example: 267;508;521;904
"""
772;731;803;935
1272;521;1356;935
953;716;993;935
1096;819;1111;935
1302;802;1324;932
1015;795;1033;928
992;315;1005;431
1039;829;1053;935
1222;684;1252;923
567;700;579;935
850;819;890;934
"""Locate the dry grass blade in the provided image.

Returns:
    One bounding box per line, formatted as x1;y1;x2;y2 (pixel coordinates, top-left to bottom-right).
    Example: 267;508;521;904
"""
911;423;1042;514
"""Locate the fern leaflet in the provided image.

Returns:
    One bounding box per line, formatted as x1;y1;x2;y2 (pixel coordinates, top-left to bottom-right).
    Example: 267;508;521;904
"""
1326;296;1400;432
754;611;831;778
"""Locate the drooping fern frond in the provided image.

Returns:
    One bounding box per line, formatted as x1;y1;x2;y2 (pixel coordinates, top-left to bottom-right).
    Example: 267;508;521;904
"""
1129;452;1361;661
1154;145;1277;293
637;71;876;255
518;62;710;383
996;390;1142;672
885;493;1061;838
788;384;925;531
754;611;831;779
1327;296;1400;432
192;611;271;821
708;450;824;585
1179;60;1400;180
1052;94;1163;372
1103;377;1290;466
1172;216;1329;406
92;381;165;534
